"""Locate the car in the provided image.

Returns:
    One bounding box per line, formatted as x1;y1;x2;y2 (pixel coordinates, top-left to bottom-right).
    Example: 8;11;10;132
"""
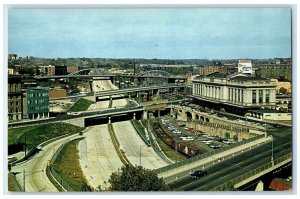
190;170;208;178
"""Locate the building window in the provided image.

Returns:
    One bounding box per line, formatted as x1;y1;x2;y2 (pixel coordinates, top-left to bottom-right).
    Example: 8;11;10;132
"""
252;90;257;103
259;90;263;103
266;90;270;103
241;90;243;103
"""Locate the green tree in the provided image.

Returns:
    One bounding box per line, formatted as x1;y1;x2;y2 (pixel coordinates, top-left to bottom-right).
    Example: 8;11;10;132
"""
108;164;170;191
220;182;237;191
279;87;287;94
80;182;93;192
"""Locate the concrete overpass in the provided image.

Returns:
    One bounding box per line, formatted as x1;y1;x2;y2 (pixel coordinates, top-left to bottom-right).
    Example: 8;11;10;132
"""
94;84;188;100
34;74;187;80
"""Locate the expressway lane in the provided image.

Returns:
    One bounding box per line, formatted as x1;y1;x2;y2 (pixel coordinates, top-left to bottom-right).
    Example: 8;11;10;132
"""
78;124;124;189
12;133;82;192
170;137;291;191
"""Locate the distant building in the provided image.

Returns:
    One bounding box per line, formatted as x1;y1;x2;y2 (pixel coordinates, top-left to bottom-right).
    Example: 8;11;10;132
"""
39;65;55;76
8;54;18;60
238;60;253;74
49;88;67;99
256;64;292;81
21;78;37;89
67;66;78;74
55;65;68;76
199;66;220;76
23;88;50;119
271;79;291;94
8;75;23;121
218;64;238;75
192;72;276;115
269;178;292;191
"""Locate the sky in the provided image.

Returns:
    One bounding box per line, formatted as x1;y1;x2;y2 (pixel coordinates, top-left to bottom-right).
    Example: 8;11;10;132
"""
8;8;291;59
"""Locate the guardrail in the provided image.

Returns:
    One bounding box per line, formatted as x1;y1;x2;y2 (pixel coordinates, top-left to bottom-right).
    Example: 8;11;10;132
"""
210;153;292;191
108;124;132;166
131;120;151;147
48;139;82;192
94;84;187;95
155;134;265;174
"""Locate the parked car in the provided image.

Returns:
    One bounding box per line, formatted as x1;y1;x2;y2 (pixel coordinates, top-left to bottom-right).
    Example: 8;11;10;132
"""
190;170;208;178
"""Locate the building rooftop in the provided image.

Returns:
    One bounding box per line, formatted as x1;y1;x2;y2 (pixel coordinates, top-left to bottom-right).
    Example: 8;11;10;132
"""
249;109;285;113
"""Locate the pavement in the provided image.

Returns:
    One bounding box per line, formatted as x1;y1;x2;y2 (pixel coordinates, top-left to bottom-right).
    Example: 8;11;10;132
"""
78;124;123;189
11;133;81;192
113;121;169;169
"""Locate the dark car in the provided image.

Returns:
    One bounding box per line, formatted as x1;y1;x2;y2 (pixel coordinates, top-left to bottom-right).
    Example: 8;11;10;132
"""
190;170;208;178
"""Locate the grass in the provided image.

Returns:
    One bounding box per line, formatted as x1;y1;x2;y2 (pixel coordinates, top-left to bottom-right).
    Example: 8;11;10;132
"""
52;138;88;191
8;174;17;192
8;123;84;151
156;138;187;162
68;98;94;112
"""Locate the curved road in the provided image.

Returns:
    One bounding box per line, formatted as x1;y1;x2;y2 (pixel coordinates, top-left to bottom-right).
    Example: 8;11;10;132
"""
11;134;81;192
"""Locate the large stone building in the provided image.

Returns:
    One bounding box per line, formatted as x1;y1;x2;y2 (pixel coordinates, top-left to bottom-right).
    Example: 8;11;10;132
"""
256;64;292;81
192;72;276;114
23;88;50;119
8;75;23;121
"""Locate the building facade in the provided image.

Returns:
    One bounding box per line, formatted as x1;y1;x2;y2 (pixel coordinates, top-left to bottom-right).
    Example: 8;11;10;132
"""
256;64;292;81
39;65;55;76
199;66;220;76
49;88;67;99
23;88;50;119
67;66;78;74
192;73;276;114
8;75;23;121
55;65;68;76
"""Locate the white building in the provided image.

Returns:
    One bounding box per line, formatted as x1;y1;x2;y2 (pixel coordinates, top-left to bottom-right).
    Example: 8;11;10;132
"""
238;60;253;74
192;73;276;109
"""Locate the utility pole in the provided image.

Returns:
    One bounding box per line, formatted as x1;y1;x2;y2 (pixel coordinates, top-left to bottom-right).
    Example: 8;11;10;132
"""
139;146;142;166
24;132;27;158
23;170;25;192
175;136;178;164
271;135;274;167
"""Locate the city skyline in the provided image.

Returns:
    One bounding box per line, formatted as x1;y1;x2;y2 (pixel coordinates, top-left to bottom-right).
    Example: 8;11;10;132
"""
8;8;291;59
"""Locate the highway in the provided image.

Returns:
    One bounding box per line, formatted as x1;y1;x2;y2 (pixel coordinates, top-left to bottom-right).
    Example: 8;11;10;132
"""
11;133;81;192
78;125;123;189
169;129;292;191
113;121;169;169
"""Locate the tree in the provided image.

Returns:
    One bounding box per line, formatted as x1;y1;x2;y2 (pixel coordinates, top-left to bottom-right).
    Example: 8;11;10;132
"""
108;164;170;191
279;87;287;94
80;182;93;192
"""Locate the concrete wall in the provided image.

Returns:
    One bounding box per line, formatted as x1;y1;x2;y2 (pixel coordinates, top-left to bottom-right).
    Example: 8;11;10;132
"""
263;112;291;121
173;106;264;141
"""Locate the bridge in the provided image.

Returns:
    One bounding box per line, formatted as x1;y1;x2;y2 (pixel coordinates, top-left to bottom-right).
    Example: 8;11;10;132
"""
34;74;187;80
94;84;187;99
8;105;146;128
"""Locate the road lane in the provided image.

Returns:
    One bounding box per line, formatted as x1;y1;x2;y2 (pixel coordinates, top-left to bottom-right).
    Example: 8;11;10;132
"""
78;124;124;189
12;133;81;192
113;121;169;169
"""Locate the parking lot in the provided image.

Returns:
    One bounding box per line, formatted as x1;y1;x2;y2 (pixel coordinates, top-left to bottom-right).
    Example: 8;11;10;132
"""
160;116;236;151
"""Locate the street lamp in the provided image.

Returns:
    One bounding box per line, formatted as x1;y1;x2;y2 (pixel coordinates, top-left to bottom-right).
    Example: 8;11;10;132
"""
271;135;274;167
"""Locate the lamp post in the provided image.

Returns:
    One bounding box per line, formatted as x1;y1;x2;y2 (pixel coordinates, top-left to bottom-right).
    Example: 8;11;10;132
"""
139;146;142;166
271;135;274;167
